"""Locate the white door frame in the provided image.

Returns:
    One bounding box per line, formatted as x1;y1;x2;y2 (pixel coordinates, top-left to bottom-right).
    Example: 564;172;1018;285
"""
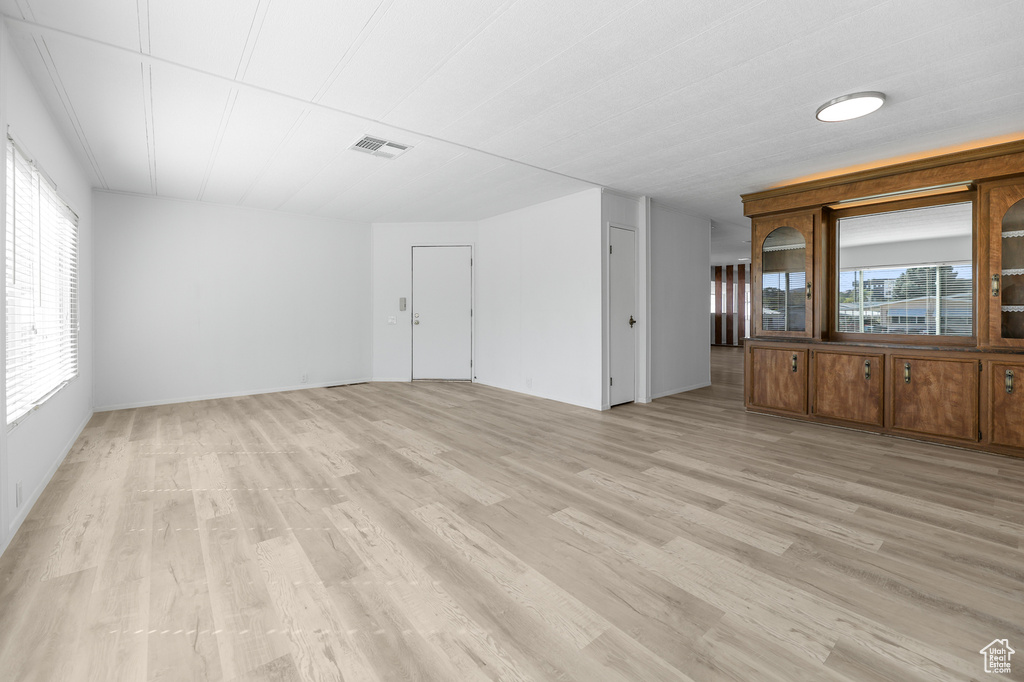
603;220;648;409
410;244;474;381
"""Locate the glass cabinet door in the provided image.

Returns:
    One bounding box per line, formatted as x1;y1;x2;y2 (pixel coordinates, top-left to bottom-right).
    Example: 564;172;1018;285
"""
1000;198;1024;338
986;181;1024;346
753;212;814;338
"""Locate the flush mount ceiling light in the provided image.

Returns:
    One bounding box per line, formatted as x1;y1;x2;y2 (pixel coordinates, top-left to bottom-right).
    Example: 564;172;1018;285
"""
815;91;886;122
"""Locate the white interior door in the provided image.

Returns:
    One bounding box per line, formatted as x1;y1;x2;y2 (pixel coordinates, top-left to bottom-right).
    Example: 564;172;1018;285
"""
412;246;472;380
610;227;636;405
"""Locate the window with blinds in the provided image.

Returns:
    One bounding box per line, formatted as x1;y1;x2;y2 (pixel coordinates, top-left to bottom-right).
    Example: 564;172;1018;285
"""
836;201;973;337
5;138;79;425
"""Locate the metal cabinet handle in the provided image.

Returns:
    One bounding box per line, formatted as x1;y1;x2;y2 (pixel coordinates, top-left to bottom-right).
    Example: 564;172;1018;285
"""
993;274;1001;297
1007;369;1015;394
904;362;911;384
864;359;871;381
791;354;798;372
806;281;812;300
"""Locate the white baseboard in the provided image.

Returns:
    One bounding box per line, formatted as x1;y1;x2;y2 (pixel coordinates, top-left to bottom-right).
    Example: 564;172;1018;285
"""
94;377;373;412
1;410;93;557
651;380;712;399
474;378;602;411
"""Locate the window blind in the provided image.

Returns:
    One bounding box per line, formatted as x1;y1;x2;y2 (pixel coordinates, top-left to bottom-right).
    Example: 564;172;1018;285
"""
5;138;79;425
836;263;973;336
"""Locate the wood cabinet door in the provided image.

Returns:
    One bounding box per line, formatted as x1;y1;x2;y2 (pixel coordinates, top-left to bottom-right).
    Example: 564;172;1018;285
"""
990;361;1024;448
891;356;978;441
749;347;807;414
813;351;884;426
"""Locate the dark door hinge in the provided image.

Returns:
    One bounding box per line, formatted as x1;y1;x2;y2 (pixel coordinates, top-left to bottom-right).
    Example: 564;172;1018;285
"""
610;377;613;386
979;360;983;371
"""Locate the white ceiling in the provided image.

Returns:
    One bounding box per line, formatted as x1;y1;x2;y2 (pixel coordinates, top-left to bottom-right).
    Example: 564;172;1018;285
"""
2;0;1023;260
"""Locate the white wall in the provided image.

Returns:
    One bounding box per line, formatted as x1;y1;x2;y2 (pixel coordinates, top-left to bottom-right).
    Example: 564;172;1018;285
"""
839;235;972;270
93;193;371;409
1;28;94;556
476;189;604;410
650;202;711;398
371;222;478;381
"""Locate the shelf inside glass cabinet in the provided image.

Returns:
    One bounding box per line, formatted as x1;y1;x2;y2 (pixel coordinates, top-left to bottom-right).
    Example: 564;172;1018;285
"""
1002;205;1024;338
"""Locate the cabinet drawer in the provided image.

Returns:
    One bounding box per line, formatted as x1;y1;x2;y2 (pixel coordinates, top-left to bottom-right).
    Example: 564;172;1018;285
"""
891;356;978;441
813;351;884;426
749;348;807;414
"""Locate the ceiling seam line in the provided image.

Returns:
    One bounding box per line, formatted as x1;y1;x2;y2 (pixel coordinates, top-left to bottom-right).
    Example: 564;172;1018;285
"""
1;14;624;199
237;108;310;205
376;0;520;120
31;34;106;188
310;0;396;104
197;90;238;202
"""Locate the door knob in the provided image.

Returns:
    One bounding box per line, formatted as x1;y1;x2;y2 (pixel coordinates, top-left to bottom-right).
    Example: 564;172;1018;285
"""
414;320;420;325
629;315;636;328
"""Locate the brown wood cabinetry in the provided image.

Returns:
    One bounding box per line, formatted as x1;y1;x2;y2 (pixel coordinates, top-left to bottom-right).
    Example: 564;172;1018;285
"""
989;360;1024;449
748;347;807;414
890;356;978;442
741;141;1024;459
812;351;883;426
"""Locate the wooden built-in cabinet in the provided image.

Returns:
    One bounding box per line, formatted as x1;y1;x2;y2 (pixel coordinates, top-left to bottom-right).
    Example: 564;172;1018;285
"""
989;359;1024;449
890;356;978;442
748;347;807;414
812;351;883;426
741;140;1024;459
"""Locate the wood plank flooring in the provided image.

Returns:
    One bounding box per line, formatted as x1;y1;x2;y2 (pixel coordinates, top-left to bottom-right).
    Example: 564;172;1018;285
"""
1;346;1023;681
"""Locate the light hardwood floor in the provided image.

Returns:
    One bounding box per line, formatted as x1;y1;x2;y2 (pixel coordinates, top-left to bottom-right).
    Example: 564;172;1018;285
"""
1;346;1023;681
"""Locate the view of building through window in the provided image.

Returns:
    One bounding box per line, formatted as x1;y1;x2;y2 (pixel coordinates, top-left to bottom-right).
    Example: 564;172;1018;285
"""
837;264;973;335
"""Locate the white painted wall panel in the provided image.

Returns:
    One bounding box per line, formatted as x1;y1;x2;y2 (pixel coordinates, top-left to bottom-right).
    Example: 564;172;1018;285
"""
650;202;710;398
476;188;604;410
93;193;371;409
371;222;478;381
1;31;94;557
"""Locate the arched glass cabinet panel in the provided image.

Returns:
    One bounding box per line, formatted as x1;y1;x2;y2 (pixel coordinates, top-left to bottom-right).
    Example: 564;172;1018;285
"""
985;180;1024;347
761;226;807;332
1000;197;1024;339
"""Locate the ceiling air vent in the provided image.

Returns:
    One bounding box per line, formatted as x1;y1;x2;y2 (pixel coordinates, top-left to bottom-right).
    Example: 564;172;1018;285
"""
349;135;412;159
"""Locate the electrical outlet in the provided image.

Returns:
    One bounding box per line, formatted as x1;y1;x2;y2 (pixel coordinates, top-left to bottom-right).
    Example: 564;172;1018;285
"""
301;374;308;384
16;481;23;508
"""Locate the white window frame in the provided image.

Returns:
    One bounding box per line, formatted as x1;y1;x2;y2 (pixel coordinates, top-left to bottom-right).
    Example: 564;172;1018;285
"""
5;137;80;427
